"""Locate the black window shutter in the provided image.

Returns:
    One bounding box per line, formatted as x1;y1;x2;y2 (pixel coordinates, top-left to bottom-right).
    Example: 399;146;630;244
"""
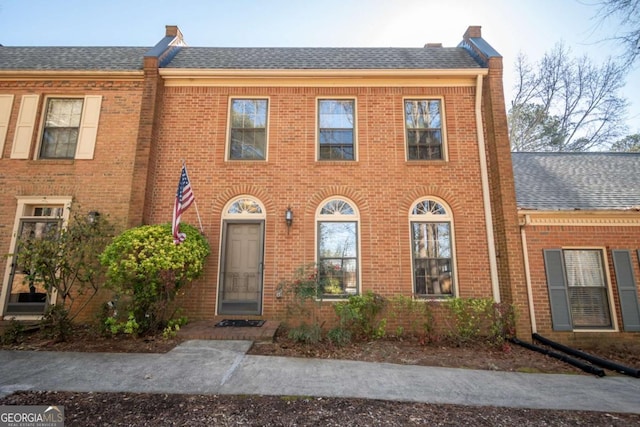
612;250;640;332
543;249;573;331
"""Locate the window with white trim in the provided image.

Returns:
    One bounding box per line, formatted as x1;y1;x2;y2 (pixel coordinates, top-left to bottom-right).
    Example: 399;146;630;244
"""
318;99;355;161
1;198;71;317
410;198;454;297
563;249;612;328
317;199;359;296
228;99;268;160
404;99;444;160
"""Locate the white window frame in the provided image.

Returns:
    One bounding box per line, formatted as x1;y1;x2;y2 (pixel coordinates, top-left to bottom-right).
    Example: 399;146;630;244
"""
316;97;358;162
409;197;458;298
403;97;448;162
561;247;619;332
226;97;270;161
315;197;361;298
33;95;102;160
1;196;72;319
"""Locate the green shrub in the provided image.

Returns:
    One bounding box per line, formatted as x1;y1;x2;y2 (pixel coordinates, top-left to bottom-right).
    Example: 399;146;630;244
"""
287;322;322;344
443;297;517;347
99;223;209;334
332;291;387;342
387;295;436;343
327;326;352;346
0;319;25;345
11;208;114;339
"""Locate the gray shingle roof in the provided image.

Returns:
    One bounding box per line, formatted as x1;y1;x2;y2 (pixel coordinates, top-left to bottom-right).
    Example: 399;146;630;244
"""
164;46;483;69
512;152;640;211
0;47;148;71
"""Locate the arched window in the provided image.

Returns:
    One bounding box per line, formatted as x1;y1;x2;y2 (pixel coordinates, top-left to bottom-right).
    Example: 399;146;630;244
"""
410;198;455;297
223;196;265;218
316;198;359;297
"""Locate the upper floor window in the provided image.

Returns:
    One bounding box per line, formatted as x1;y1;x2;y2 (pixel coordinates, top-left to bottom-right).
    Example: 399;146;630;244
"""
40;98;84;159
318;99;355;161
229;99;268;160
405;99;444;160
410;198;454;297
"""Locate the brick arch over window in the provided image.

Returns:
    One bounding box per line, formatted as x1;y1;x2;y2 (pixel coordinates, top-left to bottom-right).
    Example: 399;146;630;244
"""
409;196;457;298
212;185;276;218
399;187;461;218
305;186;369;219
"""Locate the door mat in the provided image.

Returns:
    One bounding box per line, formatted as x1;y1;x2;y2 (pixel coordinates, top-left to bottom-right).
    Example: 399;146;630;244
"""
215;319;265;328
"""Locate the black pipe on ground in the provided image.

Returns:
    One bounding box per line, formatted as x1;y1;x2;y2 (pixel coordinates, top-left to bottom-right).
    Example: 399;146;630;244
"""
532;333;640;378
509;337;606;377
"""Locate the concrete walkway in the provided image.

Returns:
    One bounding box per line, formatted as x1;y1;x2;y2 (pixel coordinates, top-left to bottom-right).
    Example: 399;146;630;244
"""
1;340;639;414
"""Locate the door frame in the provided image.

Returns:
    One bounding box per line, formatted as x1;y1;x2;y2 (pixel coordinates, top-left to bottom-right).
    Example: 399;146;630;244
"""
217;219;265;315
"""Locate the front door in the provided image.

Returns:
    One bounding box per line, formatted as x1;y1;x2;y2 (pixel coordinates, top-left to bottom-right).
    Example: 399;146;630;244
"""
218;222;264;315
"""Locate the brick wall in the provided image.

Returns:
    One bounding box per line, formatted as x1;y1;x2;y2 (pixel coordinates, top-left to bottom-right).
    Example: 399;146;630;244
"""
0;78;145;321
523;223;640;344
146;84;497;320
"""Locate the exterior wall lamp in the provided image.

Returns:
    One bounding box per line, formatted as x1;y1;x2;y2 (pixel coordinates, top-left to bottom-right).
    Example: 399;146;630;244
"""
285;206;293;233
87;211;101;224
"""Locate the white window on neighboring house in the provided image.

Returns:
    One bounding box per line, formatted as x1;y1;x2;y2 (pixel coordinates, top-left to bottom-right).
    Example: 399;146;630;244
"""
10;95;102;160
1;197;71;318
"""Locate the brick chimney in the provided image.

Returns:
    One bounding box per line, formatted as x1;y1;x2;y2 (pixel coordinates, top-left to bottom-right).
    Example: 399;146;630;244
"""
424;43;443;48
463;26;482;39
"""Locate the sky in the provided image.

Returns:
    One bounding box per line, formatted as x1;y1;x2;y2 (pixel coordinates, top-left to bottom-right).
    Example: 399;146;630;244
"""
1;0;638;135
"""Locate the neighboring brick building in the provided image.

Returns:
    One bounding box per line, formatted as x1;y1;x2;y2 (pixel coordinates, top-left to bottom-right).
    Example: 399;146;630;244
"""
513;153;640;344
3;25;637;344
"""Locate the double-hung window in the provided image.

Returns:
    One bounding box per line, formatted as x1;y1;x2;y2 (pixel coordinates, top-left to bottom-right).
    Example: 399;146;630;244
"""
317;199;359;297
544;249;613;330
410;199;454;297
40;98;84;159
318;99;355;161
229;99;268;160
405;99;444;160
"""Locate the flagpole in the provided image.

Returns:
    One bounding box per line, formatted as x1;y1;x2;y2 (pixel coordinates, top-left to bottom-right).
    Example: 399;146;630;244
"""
183;162;205;234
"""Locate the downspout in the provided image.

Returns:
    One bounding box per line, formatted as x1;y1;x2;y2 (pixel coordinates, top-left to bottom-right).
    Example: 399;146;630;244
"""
520;214;537;333
475;74;501;302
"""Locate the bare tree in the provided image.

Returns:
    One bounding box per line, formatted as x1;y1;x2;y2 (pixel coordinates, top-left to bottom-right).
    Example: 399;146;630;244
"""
611;133;640;151
508;43;629;151
594;0;640;67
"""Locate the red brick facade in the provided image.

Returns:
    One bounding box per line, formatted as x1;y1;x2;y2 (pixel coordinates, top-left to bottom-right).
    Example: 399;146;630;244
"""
2;25;637;344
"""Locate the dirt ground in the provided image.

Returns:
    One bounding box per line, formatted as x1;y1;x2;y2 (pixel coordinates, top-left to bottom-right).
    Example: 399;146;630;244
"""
1;325;639;426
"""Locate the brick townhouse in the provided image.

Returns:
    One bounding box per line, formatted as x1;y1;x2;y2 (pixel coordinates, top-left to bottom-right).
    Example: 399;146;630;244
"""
1;25;638;343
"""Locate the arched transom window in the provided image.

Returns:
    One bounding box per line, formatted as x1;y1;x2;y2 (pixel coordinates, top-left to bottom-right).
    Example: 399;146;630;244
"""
409;198;454;297
316;198;359;297
224;197;265;219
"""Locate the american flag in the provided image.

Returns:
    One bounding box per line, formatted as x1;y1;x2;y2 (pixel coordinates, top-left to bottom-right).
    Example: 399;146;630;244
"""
172;164;195;244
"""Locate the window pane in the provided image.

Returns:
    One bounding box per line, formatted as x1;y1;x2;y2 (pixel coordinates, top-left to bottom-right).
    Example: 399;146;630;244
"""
405;99;443;160
230;100;267;160
318;100;354;160
412;222;453;296
40;99;83;159
563;250;612;328
320;200;355;215
319;222;357;257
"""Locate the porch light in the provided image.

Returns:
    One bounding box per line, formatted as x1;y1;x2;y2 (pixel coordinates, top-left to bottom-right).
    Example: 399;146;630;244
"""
87;211;101;224
285;206;293;232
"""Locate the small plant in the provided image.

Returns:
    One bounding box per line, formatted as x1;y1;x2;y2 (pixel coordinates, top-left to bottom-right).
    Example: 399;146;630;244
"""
40;305;73;341
287;322;322;344
332;291;387;342
443;297;492;344
327;326;352;346
0;319;25;345
103;312;140;336
387;295;436;343
162;316;188;339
